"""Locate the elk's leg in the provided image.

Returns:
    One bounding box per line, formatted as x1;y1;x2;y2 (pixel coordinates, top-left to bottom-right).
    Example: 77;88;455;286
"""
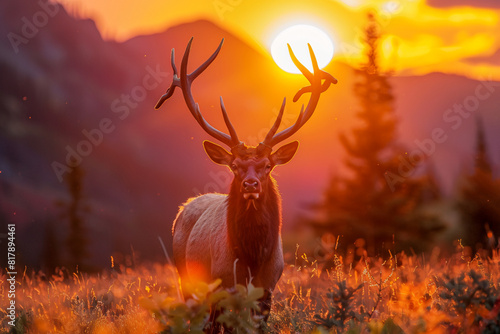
208;305;225;334
259;288;273;323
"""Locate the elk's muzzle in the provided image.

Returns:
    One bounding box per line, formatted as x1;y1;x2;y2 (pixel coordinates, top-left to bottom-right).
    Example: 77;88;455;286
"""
242;179;261;200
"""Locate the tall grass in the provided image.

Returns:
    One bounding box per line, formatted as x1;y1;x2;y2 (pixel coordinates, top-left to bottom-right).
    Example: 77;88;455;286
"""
1;243;499;333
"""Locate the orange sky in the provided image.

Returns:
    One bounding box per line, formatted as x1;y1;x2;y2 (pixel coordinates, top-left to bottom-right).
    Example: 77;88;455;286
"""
58;0;500;80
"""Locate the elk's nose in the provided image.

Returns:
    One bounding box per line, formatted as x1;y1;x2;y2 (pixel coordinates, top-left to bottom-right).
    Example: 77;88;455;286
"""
243;180;259;192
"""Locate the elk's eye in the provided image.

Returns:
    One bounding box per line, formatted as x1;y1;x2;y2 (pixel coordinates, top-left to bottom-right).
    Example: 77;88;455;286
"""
231;164;237;171
266;164;272;171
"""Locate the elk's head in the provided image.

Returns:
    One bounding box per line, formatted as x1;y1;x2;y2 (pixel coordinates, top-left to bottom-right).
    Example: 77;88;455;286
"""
155;38;337;204
203;140;299;203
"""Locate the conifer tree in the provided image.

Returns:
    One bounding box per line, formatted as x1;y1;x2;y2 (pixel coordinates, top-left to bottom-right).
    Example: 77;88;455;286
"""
309;13;445;253
457;117;500;248
42;220;60;273
59;165;89;270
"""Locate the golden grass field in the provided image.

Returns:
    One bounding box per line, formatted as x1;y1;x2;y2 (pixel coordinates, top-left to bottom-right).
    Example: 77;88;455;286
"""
1;241;500;333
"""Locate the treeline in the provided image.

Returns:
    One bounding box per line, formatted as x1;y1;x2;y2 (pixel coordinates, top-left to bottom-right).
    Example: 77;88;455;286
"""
305;13;500;255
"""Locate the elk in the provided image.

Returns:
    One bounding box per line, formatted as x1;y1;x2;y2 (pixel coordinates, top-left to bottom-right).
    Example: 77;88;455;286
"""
155;37;337;331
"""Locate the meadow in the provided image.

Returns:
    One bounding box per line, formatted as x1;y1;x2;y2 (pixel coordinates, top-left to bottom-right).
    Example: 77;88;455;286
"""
1;238;499;334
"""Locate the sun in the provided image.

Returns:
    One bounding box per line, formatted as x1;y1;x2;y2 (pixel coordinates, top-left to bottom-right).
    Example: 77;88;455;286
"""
271;24;334;74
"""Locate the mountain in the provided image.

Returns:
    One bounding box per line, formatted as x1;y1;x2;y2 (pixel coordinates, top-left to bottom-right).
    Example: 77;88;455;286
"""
393;72;500;190
1;0;499;268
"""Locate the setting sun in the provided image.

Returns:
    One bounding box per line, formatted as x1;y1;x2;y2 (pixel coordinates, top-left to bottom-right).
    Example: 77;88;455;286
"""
270;24;334;74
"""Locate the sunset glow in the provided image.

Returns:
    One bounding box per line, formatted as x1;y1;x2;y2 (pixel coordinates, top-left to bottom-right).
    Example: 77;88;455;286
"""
57;0;500;81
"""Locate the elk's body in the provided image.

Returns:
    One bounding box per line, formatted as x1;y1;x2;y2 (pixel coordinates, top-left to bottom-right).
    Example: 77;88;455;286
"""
155;37;337;331
173;189;283;296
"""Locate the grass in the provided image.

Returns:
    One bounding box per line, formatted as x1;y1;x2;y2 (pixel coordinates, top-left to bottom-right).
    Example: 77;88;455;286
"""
1;241;499;333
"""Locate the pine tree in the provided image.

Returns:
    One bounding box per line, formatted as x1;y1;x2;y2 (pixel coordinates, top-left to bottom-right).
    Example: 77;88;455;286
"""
58;165;89;270
42;220;60;273
309;13;445;253
457;117;500;248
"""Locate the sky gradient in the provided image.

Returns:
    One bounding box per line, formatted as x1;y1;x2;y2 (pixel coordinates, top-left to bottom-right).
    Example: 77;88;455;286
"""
58;0;500;79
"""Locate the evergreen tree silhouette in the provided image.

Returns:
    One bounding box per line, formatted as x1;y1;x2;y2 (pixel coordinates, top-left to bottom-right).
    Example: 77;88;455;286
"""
42;220;60;273
58;165;89;270
308;13;445;253
457;116;500;248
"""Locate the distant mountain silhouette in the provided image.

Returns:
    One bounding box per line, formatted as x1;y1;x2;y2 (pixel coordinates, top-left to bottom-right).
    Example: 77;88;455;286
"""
1;0;498;268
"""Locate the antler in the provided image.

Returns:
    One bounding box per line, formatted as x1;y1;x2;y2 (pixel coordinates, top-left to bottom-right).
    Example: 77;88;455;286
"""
261;44;338;149
155;38;241;148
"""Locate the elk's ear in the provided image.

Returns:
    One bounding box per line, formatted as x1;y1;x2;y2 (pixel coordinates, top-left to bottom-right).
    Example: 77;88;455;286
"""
203;141;233;166
271;141;299;166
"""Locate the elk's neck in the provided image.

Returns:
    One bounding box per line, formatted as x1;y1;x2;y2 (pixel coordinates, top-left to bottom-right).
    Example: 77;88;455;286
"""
226;178;282;271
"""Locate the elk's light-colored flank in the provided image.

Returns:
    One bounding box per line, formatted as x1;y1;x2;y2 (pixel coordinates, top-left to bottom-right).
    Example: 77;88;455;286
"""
155;37;337;329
